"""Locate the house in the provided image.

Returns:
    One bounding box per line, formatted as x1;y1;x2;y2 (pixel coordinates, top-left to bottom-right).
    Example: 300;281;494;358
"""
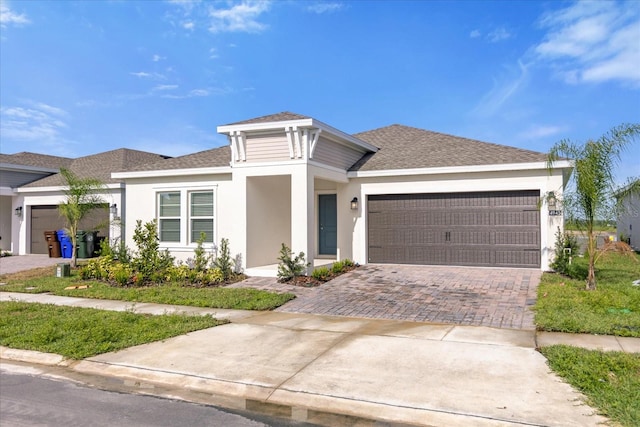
113;112;572;275
616;180;640;250
5;149;168;255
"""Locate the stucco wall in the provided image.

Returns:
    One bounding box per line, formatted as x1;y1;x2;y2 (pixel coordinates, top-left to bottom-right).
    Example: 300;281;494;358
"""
618;193;640;250
0;196;12;251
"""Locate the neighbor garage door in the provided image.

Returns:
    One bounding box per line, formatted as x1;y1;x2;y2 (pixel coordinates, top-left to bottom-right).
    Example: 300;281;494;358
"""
367;191;540;268
30;205;109;254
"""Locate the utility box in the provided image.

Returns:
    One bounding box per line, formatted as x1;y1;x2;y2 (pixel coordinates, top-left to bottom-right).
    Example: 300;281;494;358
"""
56;263;70;278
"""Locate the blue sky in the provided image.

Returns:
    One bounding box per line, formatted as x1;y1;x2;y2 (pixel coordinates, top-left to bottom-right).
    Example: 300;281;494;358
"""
1;0;639;182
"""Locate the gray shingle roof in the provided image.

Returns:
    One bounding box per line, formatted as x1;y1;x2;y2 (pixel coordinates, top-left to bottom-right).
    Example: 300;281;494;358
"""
22;148;169;187
224;111;310;126
123;146;230;172
351;124;549;171
0;152;73;169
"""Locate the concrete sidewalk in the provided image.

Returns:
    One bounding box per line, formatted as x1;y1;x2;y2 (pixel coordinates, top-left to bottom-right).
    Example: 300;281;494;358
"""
2;293;639;426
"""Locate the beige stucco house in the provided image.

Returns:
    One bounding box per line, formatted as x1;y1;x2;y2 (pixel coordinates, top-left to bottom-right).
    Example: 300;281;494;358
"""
616;180;640;250
113;112;572;276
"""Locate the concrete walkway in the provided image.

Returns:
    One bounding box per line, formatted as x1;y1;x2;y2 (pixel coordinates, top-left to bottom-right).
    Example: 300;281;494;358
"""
0;254;66;275
2;293;639;426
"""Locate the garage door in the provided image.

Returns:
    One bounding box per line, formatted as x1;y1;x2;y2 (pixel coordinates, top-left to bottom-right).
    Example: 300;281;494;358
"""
30;205;109;254
368;191;540;268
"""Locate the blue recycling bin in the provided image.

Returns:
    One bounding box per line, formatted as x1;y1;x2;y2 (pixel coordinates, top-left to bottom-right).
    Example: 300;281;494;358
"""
56;230;74;259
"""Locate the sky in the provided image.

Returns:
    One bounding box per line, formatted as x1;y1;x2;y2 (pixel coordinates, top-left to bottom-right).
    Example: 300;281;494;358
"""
1;0;639;182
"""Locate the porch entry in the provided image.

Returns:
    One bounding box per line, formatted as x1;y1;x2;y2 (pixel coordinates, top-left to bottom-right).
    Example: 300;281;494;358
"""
318;194;337;255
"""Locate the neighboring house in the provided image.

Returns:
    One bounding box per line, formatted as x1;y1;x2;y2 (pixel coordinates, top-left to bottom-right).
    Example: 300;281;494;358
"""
113;112;572;275
0;153;73;252
7;148;168;255
616;180;640;250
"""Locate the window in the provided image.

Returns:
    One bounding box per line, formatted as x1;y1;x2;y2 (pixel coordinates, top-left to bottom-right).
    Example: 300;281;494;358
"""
190;191;214;243
158;192;180;242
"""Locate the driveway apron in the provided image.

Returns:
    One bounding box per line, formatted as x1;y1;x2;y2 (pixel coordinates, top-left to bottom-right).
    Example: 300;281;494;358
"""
232;265;542;330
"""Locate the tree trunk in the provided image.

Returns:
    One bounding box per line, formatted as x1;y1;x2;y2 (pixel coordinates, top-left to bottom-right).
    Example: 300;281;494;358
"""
586;231;597;290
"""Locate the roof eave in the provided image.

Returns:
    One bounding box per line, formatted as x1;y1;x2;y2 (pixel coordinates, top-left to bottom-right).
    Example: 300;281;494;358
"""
112;166;232;180
348;160;573;178
16;183;124;193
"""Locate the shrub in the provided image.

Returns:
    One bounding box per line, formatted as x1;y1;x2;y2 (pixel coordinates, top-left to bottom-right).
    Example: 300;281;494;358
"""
277;243;309;282
311;266;331;281
212;238;234;281
109;263;133;286
98;238;132;263
331;260;345;274
342;259;355;267
193;232;213;272
81;255;114;281
131;219;175;284
551;227;580;277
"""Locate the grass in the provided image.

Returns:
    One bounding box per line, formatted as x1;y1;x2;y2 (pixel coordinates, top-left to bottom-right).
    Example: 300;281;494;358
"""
0;267;295;311
540;345;640;427
534;252;640;337
0;301;224;359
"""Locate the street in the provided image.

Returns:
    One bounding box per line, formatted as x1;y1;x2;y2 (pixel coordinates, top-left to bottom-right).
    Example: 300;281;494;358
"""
0;369;315;427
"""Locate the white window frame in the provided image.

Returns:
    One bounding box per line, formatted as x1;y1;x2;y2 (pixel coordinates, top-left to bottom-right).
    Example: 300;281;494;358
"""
189;190;215;244
157;191;181;243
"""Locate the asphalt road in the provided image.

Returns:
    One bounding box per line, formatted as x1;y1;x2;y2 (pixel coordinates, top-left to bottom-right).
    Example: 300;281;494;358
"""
0;370;316;427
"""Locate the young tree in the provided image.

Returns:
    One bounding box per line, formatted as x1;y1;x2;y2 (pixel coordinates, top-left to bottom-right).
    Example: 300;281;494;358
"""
547;123;640;290
58;168;106;267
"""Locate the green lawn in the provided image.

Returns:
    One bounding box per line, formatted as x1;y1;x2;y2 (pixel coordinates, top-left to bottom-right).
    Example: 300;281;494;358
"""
0;301;224;359
0;267;295;311
541;345;640;427
534;252;640;337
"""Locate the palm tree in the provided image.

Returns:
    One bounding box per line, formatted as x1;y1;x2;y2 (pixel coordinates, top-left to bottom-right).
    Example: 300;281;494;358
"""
58;168;106;268
547;123;640;290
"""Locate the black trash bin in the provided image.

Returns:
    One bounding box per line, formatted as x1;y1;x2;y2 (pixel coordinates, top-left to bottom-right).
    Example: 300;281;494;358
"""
44;231;61;258
85;231;98;258
76;230;88;259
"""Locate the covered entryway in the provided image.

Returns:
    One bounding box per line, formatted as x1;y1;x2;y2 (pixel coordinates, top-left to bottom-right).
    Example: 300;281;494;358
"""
30;205;109;254
367;190;540;268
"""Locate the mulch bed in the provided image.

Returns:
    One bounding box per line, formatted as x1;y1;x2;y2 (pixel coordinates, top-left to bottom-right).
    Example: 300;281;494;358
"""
280;265;359;287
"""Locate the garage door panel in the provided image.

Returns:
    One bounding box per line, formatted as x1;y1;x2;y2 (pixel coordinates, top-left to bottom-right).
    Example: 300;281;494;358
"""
368;191;540;268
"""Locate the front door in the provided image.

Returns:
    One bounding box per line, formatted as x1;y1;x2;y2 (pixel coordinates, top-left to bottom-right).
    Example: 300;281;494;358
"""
318;194;337;255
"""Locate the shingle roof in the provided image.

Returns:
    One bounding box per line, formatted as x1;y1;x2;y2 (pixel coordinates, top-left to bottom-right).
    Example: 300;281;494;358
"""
123;146;230;172
350;124;549;171
224;111;310;126
22;148;169;187
0;152;73;169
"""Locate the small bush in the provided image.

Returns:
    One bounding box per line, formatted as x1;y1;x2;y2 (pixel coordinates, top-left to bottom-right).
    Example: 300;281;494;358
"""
342;259;355;267
551;227;580;277
331;260;345;274
277;243;309;282
131;219;175;284
311;266;331;281
193;232;213;272
213;238;234;281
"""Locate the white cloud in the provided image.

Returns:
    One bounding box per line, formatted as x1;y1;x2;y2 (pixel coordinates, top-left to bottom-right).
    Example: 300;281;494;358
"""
152;54;166;62
130;71;166;80
207;1;270;33
534;1;640;86
153;84;179;91
0;102;69;142
487;27;512;43
518;124;568;140
189;89;209;97
472;61;530;118
182;21;195;30
469;29;481;39
209;47;218;59
307;2;343;14
0;0;30;28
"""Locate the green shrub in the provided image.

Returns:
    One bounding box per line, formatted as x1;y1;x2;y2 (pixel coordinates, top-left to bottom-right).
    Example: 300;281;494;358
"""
311;266;330;281
331;260;345;274
213;238;234;281
193;232;213;272
342;259;355;267
109;263;133;286
131;219;175;284
277;243;309;282
81;255;114;281
551;227;580;277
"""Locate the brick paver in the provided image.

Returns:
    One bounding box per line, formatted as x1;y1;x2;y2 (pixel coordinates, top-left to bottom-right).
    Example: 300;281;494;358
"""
228;265;542;330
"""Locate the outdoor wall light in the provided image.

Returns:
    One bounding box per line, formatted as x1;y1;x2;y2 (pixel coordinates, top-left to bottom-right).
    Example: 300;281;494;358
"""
350;197;358;210
547;192;557;209
110;203;118;216
14;206;23;217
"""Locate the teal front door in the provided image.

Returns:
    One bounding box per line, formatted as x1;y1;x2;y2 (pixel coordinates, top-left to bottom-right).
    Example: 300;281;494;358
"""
318;194;337;255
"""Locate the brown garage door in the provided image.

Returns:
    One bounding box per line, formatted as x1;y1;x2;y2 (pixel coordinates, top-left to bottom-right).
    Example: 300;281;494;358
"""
367;191;540;268
30;205;109;254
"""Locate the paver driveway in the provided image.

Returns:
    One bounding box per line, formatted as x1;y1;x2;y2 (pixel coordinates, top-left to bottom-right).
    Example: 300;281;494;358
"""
230;265;542;330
